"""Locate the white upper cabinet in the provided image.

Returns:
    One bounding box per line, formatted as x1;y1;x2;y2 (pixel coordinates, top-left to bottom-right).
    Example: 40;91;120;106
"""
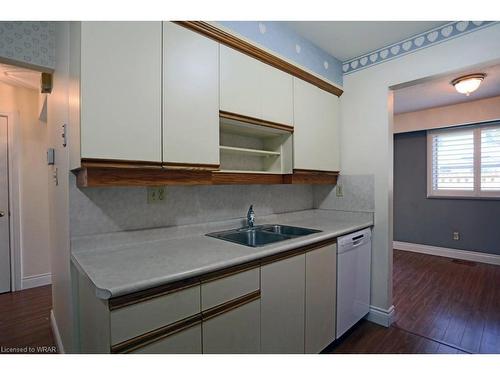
80;22;162;162
293;78;340;171
220;45;261;120
220;45;294;126
163;22;220;166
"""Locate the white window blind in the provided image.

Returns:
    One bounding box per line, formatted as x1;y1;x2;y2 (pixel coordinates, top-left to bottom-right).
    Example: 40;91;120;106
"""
430;129;474;192
480;126;500;192
428;123;500;198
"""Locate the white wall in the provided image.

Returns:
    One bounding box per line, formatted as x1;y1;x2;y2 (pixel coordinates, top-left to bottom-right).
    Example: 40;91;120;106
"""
0;81;51;289
394;95;500;133
340;24;500;314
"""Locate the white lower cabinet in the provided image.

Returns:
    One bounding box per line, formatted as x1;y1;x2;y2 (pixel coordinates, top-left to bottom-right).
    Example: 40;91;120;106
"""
261;254;306;354
202;299;261;354
131;324;202;354
305;244;337;353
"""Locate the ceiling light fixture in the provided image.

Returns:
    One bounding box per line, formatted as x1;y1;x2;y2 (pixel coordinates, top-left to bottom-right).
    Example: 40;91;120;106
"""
451;73;486;96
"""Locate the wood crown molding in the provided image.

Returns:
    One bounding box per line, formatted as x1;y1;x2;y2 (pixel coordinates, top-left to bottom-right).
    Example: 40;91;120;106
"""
175;21;343;97
219;111;294;133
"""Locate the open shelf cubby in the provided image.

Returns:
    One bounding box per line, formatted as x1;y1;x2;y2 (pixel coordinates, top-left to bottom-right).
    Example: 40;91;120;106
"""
219;116;293;174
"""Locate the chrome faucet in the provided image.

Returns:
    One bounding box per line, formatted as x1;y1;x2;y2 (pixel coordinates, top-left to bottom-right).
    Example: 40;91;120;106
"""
247;205;256;228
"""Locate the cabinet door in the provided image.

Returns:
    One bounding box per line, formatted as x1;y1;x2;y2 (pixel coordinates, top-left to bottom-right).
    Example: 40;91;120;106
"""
80;22;162;162
220;45;261;119
132;324;202;354
260;64;294;126
305;244;337;353
163;22;219;166
261;254;305;353
293;78;340;171
202;299;260;354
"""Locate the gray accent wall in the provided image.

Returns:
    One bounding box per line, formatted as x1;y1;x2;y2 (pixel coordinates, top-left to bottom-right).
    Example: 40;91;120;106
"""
394;131;500;255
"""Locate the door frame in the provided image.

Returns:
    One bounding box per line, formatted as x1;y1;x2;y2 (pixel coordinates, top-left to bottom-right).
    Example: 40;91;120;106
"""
0;112;22;291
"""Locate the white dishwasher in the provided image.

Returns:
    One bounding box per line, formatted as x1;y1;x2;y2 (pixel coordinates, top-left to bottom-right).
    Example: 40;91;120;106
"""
336;227;372;339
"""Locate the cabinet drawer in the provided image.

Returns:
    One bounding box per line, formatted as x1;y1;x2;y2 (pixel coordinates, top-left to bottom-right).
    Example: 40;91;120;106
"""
130;324;202;354
110;285;200;345
201;267;260;310
202;299;261;354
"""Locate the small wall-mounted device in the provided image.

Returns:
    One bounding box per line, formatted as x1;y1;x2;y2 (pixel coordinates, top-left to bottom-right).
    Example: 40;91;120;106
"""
453;231;460;241
41;72;53;94
47;148;55;165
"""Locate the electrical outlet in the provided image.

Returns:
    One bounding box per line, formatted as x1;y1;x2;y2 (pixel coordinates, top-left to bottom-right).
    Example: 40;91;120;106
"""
147;187;166;204
336;184;344;197
453;231;460;241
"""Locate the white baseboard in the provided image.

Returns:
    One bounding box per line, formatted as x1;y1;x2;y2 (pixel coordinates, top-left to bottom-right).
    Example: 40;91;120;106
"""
366;305;395;327
394;241;500;266
22;273;52;290
50;310;65;354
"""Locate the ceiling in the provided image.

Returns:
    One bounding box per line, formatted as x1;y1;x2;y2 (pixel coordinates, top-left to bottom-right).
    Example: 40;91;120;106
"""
283;21;448;61
0;63;40;90
394;63;500;114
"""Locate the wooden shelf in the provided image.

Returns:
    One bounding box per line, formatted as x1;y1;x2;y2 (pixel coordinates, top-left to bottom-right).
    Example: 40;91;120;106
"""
220;146;280;157
215;169;280;174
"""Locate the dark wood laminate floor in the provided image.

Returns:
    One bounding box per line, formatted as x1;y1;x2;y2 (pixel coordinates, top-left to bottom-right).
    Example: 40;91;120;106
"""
0;285;57;354
1;250;499;354
328;250;500;354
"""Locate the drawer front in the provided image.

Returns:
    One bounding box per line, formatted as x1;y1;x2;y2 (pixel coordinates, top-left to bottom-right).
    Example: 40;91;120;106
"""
201;267;260;310
131;324;202;354
202;299;261;354
110;285;200;345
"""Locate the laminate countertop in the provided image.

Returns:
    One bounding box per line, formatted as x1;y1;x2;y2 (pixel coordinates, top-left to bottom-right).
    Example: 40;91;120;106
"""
71;209;373;299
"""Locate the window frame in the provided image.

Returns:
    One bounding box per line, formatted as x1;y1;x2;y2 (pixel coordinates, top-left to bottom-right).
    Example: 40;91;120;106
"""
427;122;500;199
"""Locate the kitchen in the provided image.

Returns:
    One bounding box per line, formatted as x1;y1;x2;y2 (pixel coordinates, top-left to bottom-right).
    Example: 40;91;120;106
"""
1;1;500;373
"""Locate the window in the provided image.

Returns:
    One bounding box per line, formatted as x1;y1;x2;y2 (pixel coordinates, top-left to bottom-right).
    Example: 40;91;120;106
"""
427;122;500;198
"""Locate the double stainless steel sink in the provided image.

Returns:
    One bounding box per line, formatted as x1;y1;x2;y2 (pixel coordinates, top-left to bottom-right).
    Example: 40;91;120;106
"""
206;224;322;247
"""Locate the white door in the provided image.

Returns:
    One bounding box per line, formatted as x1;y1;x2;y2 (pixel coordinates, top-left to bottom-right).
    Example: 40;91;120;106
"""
163;22;219;166
305;244;337;353
0;116;11;293
261;254;305;353
293;78;340;171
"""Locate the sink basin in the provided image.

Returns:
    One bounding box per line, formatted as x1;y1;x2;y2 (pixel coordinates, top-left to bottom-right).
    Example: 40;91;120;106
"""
206;224;322;247
260;224;322;237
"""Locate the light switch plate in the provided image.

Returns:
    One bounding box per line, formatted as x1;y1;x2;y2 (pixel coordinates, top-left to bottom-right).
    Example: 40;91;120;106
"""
453;231;460;241
147;187;166;204
336;184;344;197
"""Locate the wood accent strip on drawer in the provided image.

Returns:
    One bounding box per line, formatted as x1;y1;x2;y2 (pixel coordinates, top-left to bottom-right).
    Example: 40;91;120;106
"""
219;110;294;133
200;261;260;284
109;277;200;311
175;21;343;97
212;172;284;185
283;169;339;185
111;314;202;354
201;290;261;322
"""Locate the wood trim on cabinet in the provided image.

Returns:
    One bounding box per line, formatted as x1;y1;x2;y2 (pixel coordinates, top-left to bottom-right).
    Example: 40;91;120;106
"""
109;277;200;311
174;21;343;97
201;290;261;322
75;166;214;187
212;171;284;185
111;313;202;354
284;169;339;185
81;158;163;169
163;162;220;171
219;110;294;133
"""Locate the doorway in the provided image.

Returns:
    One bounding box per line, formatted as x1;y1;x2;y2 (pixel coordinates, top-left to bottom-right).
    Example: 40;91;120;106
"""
0;115;10;293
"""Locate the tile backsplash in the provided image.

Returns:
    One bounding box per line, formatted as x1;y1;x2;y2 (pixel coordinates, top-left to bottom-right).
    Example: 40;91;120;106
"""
69;175;314;237
313;175;375;212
